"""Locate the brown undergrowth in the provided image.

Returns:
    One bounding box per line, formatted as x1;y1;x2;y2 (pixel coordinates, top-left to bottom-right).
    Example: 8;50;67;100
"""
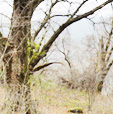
0;76;113;114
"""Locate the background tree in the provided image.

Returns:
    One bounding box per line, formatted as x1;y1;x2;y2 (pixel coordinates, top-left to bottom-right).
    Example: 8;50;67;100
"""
84;17;113;92
97;18;113;92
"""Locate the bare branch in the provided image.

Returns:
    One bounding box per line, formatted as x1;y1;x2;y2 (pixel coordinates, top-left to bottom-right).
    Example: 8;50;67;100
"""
105;19;113;62
55;41;71;68
36;27;47;53
33;0;58;40
33;62;62;71
0;13;11;20
32;0;44;10
71;0;88;18
50;14;71;18
30;0;113;68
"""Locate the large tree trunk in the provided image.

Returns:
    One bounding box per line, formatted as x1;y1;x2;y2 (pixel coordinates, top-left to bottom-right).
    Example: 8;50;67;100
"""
6;0;31;84
3;1;32;113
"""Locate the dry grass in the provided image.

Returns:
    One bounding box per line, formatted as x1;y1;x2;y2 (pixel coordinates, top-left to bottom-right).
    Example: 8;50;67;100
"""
0;77;113;114
30;77;113;114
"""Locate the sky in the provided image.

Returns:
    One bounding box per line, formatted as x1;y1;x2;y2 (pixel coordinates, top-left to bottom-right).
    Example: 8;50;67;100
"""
68;1;113;44
0;0;112;44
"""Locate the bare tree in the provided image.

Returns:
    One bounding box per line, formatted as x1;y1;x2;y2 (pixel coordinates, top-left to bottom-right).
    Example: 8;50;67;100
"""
97;18;113;92
84;17;113;92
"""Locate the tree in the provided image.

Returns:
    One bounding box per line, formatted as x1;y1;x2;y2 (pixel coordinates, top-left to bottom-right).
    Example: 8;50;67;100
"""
0;0;113;113
97;18;113;92
85;17;113;92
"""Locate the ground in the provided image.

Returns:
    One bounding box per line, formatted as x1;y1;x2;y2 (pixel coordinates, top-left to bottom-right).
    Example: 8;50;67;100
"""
0;76;113;114
31;76;113;114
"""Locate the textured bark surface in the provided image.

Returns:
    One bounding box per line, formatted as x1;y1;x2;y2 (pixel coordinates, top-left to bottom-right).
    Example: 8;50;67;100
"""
3;1;32;113
102;65;113;96
5;0;32;84
97;19;113;92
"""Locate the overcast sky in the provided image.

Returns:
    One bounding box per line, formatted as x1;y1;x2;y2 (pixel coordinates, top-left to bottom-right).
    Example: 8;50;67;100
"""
0;0;112;44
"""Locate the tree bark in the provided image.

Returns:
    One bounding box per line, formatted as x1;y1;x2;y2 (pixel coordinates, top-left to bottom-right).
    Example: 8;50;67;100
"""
101;65;113;96
97;19;113;92
3;1;32;113
4;0;32;84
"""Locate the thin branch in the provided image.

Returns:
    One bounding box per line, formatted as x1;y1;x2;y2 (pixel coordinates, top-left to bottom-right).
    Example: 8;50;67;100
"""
86;17;96;29
32;0;44;11
55;41;71;68
0;13;11;20
50;14;71;18
71;0;88;17
36;27;47;53
33;0;58;40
